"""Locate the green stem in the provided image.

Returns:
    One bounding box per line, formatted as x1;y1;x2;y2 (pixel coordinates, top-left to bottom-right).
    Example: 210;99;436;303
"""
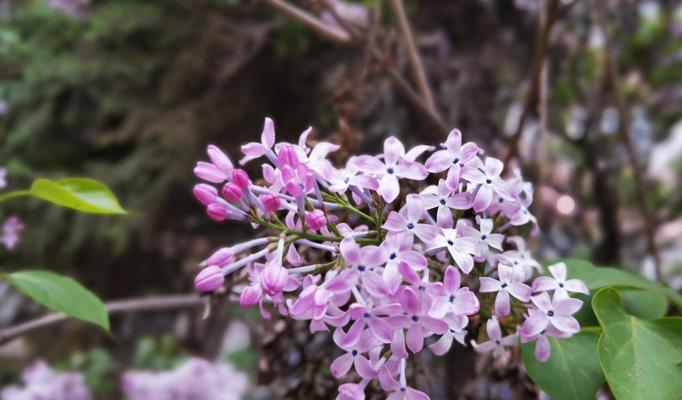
580;326;603;334
0;190;31;204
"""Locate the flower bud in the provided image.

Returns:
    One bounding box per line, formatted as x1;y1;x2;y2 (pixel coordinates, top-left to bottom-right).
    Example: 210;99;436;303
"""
193;184;217;206
204;247;233;266
261;264;289;296
194;265;224;292
240;285;261;307
222;183;243;202
206;203;229;221
305;209;327;231
277;145;299;168
260;194;281;212
232;169;251;189
206;145;234;176
193;161;227;183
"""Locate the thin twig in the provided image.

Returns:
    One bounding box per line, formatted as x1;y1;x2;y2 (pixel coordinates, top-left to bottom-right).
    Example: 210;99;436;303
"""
388;0;436;112
261;0;449;141
262;0;352;45
595;0;661;280
503;0;560;165
376;51;449;140
0;294;207;345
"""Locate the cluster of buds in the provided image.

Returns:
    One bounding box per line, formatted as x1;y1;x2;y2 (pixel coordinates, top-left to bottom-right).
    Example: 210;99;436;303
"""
192;119;588;399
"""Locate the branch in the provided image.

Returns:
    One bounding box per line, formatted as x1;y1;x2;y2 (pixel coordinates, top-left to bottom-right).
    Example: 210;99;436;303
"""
261;0;352;46
503;0;560;165
261;0;449;141
595;0;661;280
0;294;208;346
388;0;436;112
376;51;449;140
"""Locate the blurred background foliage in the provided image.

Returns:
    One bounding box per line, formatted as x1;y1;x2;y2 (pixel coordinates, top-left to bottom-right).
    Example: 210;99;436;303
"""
0;0;681;398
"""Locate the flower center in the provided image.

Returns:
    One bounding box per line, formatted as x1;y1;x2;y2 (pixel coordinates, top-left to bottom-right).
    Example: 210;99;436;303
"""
440;199;446;205
500;282;508;289
351;350;358;356
363;312;371;319
411;315;419;322
558;282;564;288
386;167;395;175
495;339;501;345
485;178;492;184
452;158;459;165
389;253;397;260
407;223;415;230
358;265;366;272
547;310;555;317
449;295;456;303
447;240;454;246
481;234;487;240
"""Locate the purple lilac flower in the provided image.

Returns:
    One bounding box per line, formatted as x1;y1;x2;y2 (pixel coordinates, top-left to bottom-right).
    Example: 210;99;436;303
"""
479;264;532;316
1;216;24;250
521;292;583;337
1;360;90;400
531;261;589;299
122;358;248;400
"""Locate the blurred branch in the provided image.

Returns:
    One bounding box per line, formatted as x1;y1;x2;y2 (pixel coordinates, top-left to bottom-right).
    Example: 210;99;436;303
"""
595;0;661;280
503;0;559;165
262;0;449;141
388;0;436;112
261;0;352;45
0;294;208;346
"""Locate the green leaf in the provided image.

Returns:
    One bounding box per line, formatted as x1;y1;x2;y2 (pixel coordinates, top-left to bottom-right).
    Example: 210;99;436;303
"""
592;288;682;400
619;289;668;319
522;332;604;400
556;259;681;307
5;270;110;331
29;177;126;214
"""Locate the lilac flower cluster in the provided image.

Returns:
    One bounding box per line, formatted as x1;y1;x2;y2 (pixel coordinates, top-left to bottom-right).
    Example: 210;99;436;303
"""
0;168;24;250
122;357;248;400
1;361;90;400
192;119;588;399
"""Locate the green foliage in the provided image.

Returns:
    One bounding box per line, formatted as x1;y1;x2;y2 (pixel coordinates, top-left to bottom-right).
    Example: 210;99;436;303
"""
29;177;126;214
2;270;109;332
592;288;682;400
521;332;604;400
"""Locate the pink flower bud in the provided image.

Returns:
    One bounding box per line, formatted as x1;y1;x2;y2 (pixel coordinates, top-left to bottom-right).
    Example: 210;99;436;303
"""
305;209;327;231
260;194;281;212
277;145;299;168
194;265;224;292
222;183;243;202
261;264;289;296
204;247;233;266
232;169;251;189
193;184;217;206
206;145;234;176
194;161;227;183
240;285;261;307
206;203;228;221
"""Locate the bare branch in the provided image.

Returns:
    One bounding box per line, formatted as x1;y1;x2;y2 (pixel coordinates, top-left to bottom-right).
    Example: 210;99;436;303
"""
261;0;449;141
503;0;559;165
0;294;208;346
388;0;436;112
595;0;661;280
262;0;352;46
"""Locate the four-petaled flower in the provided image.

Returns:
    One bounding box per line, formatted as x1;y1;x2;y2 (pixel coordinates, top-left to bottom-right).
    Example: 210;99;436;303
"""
531;262;588;299
479;264;531;316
